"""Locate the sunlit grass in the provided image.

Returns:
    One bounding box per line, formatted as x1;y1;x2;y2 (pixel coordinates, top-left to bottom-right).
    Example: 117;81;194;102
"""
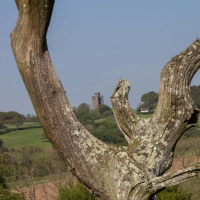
0;128;51;150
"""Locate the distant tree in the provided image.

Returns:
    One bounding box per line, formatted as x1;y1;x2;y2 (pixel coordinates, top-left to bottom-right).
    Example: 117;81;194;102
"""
141;91;158;109
10;118;23;129
138;86;200;112
98;105;110;115
88;109;99;120
72;106;77;113
0;121;6;129
41;130;49;142
0;139;3;148
76;103;90;118
0;111;24;124
0;185;24;200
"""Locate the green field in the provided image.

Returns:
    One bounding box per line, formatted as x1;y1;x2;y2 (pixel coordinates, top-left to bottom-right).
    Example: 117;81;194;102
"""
0;128;51;150
94;118;107;123
0;113;199;151
4;121;41;129
138;112;153;119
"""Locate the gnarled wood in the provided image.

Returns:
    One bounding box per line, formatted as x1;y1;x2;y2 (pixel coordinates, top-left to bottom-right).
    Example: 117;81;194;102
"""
11;0;200;199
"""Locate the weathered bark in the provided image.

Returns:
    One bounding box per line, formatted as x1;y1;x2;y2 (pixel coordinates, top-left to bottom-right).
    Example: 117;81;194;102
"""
11;0;200;199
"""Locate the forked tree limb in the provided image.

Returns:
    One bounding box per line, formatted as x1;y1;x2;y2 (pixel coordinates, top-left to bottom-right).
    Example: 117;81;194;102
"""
111;39;200;176
111;79;141;144
11;0;200;199
151;164;200;191
11;1;113;199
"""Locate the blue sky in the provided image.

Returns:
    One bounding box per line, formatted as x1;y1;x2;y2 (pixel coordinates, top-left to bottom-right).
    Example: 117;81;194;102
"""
1;1;200;115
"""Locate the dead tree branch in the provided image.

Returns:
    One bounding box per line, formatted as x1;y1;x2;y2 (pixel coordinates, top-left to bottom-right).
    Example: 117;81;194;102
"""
11;1;200;199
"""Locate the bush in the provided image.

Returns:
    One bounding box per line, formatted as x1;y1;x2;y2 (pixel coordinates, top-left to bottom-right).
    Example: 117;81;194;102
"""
0;123;6;129
0;139;3;148
158;185;192;200
0;185;24;200
183;127;200;137
98;105;111;115
58;182;97;200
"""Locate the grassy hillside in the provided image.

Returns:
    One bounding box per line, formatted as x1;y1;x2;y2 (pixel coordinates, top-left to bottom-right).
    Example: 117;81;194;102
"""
137;112;153;119
0;128;51;150
0;111;199;151
0;108;199;199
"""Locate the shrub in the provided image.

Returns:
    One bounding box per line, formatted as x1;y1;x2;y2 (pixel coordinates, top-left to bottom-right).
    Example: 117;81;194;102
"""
158;185;192;200
98;105;111;116
0;185;24;200
58;182;97;200
0;139;3;148
0;123;6;129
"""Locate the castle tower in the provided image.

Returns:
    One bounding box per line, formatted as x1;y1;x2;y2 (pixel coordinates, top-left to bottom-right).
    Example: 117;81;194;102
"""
92;93;104;109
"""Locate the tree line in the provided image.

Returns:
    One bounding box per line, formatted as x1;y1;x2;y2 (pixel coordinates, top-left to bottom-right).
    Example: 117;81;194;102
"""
74;104;127;146
0;112;38;130
137;85;200;112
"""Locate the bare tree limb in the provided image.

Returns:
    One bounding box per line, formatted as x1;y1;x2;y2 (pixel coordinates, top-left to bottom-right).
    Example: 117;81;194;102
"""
151;164;200;191
10;0;200;199
111;79;141;143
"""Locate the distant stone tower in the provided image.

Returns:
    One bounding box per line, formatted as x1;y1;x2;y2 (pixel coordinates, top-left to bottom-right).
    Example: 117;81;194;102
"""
92;93;104;110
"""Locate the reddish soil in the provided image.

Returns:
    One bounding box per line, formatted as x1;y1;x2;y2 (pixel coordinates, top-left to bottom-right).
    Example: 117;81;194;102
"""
167;156;200;173
13;179;72;200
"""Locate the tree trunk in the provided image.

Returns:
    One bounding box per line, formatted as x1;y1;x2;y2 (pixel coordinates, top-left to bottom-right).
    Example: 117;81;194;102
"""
11;0;200;199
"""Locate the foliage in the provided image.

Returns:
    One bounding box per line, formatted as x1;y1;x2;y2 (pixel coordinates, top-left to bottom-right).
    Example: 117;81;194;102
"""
0;154;13;188
0;139;3;148
0;185;24;200
190;85;200;109
0;152;21;200
0;112;24;125
183;127;200;138
137;85;200;112
158;185;192;200
76;103;90;118
74;103;127;145
98;105;111;115
75;103;95;125
0;138;8;154
138;91;158;111
58;182;97;200
0;122;6;129
92;120;127;145
10;118;23;129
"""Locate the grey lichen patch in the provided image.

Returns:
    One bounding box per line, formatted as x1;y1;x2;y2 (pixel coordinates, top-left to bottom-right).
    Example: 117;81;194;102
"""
74;130;81;136
65;105;72;112
193;45;197;50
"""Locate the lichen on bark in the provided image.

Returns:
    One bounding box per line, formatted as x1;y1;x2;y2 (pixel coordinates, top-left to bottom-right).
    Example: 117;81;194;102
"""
11;1;200;199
